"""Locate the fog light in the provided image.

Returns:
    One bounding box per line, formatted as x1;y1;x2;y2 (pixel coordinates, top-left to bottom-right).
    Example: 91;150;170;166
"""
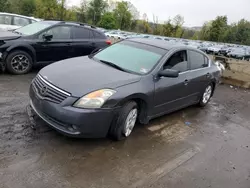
0;52;2;59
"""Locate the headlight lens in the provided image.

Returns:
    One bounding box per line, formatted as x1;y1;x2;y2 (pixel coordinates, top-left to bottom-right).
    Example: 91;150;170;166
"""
73;89;116;109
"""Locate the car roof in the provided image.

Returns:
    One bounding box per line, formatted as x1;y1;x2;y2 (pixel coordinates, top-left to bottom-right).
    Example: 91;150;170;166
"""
0;12;40;21
40;20;61;24
127;38;187;50
43;20;102;33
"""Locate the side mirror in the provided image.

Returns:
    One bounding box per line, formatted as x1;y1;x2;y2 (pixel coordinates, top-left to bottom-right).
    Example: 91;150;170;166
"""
43;34;53;41
158;69;179;78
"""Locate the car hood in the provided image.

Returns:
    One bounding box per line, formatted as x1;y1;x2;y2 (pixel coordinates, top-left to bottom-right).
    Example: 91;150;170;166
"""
0;30;21;40
39;56;141;97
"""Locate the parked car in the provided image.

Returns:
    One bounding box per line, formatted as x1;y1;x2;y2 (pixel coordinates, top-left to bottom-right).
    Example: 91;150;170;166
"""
0;12;41;31
227;48;250;60
219;46;232;56
0;20;111;74
105;31;127;39
125;33;143;39
187;42;200;49
198;45;209;53
207;45;224;54
28;38;221;141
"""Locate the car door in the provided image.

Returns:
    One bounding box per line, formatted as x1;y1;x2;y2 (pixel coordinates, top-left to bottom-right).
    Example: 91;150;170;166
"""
185;50;211;102
153;50;190;116
71;26;96;57
35;25;73;63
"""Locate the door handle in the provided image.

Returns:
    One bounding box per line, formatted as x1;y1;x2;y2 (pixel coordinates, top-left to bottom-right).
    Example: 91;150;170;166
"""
184;79;189;85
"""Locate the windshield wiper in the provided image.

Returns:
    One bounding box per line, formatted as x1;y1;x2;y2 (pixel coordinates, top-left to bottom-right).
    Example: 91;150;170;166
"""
12;30;22;35
99;60;128;73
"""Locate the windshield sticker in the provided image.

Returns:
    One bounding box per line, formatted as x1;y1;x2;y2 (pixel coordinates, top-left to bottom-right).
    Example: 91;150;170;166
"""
140;68;149;73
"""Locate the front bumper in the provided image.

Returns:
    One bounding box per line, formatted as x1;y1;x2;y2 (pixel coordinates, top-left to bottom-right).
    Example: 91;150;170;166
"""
29;85;120;138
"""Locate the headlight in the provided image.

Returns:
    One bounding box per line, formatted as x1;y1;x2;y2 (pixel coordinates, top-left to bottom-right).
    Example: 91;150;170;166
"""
73;89;116;109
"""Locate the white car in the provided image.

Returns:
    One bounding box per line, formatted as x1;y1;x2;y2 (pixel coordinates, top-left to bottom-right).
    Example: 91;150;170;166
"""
105;31;128;40
0;12;41;31
207;45;224;54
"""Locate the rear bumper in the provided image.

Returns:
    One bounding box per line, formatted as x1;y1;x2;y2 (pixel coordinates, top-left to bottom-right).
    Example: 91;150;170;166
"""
29;85;120;138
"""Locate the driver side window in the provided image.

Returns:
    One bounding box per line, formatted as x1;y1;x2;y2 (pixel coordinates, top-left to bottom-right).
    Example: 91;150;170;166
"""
163;50;188;72
39;26;71;40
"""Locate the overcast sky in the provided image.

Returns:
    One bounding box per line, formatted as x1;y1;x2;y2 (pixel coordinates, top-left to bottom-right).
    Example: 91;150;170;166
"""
68;0;250;27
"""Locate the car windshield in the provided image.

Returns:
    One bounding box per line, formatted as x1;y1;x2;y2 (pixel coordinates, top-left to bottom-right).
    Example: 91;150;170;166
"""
93;41;167;75
15;21;58;35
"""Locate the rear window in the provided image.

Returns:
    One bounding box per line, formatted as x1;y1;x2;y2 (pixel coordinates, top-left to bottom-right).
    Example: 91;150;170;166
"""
189;51;207;70
93;31;106;39
72;27;91;39
93;41;167;74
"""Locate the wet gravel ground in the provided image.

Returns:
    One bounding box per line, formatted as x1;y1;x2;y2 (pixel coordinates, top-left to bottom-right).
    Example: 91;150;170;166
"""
0;72;250;188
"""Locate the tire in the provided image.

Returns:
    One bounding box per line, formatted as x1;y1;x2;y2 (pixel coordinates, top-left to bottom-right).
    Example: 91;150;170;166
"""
0;61;5;73
6;50;33;75
199;84;213;107
109;101;138;141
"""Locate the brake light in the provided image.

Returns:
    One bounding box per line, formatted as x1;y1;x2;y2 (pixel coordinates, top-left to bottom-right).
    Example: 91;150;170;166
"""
106;40;112;45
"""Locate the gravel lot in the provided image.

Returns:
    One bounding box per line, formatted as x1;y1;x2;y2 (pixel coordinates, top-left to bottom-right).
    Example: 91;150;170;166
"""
1;71;250;188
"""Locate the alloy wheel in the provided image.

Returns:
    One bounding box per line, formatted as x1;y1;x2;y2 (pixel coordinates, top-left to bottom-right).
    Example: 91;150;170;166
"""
11;55;30;73
202;85;212;104
123;108;138;137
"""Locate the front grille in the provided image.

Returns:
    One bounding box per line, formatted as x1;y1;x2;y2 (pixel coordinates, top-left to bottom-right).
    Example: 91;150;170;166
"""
32;75;70;104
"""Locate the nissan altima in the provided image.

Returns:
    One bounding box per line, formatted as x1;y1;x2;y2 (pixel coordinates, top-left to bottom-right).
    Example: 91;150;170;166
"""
28;38;221;140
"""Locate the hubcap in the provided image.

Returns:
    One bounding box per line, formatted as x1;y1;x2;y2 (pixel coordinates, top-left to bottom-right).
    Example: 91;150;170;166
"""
123;108;138;137
11;55;30;72
203;85;212;104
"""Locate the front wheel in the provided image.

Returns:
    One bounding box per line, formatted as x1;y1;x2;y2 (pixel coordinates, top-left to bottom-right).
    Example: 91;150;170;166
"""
6;50;33;75
199;84;213;107
109;101;138;141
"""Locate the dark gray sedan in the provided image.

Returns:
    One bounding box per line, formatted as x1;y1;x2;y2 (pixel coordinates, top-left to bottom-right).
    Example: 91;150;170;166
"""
28;38;221;140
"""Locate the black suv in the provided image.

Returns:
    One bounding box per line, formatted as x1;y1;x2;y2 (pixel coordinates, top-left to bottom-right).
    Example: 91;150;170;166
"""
0;21;111;74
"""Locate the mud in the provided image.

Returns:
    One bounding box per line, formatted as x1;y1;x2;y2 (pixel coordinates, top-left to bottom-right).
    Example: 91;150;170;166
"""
0;72;250;188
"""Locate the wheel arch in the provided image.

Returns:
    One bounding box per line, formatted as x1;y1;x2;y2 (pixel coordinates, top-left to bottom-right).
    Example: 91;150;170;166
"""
117;93;150;124
210;80;216;97
5;45;36;64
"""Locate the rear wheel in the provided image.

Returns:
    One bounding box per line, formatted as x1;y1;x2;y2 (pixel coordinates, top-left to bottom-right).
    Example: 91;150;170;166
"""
6;50;33;75
109;101;138;141
199;84;213;107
